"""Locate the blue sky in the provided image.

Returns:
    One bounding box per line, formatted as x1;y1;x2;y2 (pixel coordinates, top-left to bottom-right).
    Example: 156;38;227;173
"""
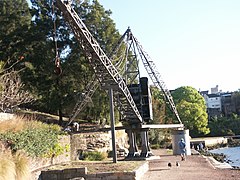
27;0;240;92
98;0;240;92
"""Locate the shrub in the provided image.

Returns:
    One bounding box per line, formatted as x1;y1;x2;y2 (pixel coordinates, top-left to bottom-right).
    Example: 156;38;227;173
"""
44;143;70;158
151;144;160;149
0;117;63;157
83;151;107;161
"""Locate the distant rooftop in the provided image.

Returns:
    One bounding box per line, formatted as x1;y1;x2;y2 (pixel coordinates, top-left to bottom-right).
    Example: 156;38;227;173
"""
207;94;220;98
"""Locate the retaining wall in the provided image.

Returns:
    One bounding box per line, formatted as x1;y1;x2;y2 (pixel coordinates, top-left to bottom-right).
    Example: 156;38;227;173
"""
40;161;149;180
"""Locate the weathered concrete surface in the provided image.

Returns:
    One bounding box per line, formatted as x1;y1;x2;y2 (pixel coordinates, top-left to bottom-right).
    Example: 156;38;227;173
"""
141;149;240;180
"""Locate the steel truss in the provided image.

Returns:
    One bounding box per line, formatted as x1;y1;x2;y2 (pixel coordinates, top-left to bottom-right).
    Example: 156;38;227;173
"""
56;0;182;158
133;36;182;124
68;29;130;125
56;0;142;125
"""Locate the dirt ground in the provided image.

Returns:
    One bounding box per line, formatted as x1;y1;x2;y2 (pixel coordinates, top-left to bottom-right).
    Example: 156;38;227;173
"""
141;149;240;180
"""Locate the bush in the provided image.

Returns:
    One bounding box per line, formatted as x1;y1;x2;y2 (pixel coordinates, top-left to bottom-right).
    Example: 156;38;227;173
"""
83;151;107;161
0;117;64;157
151;144;160;149
44;143;70;158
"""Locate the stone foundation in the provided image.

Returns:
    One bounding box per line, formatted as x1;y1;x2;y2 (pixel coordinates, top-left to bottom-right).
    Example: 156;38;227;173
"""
70;130;129;160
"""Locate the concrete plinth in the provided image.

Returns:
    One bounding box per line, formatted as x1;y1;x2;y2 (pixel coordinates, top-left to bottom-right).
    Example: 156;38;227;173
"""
172;129;191;155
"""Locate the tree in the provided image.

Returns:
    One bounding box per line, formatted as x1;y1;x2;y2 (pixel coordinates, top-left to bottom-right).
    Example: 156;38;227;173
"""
0;0;31;67
208;114;240;136
148;86;172;147
231;91;240;115
0;70;35;112
171;86;210;137
19;0;122;125
151;86;167;124
0;0;35;112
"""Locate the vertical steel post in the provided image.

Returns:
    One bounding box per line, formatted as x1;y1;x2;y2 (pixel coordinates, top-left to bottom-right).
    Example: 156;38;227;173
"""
109;88;117;163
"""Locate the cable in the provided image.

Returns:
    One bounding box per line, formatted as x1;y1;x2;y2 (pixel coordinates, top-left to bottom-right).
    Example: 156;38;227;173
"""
52;0;62;76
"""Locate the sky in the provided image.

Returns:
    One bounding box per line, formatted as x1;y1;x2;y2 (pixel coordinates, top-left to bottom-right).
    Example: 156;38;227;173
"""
98;0;240;93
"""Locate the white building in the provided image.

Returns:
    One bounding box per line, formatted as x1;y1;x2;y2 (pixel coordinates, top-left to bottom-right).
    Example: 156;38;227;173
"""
202;93;222;118
205;94;221;111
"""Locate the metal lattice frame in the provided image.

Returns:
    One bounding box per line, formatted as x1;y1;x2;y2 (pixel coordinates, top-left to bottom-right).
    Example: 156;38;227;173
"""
133;36;182;124
68;29;131;125
56;0;142;124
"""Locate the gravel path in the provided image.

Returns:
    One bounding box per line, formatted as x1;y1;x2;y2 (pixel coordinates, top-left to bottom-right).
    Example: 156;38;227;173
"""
141;149;240;180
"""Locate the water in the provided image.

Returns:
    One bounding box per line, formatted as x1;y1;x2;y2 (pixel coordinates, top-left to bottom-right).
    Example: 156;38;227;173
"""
210;146;240;168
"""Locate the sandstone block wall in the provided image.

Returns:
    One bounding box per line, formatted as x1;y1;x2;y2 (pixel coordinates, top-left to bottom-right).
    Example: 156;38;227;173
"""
70;130;129;161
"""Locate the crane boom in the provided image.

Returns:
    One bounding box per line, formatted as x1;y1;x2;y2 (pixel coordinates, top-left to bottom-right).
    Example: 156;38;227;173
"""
68;29;131;125
133;36;182;124
56;0;142;124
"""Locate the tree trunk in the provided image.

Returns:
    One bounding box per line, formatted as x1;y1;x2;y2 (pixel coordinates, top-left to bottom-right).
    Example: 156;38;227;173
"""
58;100;63;126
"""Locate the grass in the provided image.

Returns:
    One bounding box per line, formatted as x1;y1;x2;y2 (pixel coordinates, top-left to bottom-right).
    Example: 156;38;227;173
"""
0;151;16;180
0;113;66;179
14;151;30;180
0;114;64;157
0;115;26;133
82;151;108;161
0;114;56;133
0;150;30;180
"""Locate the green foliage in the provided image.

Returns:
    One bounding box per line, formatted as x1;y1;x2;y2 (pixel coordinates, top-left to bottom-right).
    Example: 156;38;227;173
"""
0;0;31;66
171;86;210;137
148;129;171;148
148;87;173;146
44;143;70;158
82;151;107;161
208;115;240;136
16;0;122;125
150;144;160;149
0;121;63;157
231;91;240;115
150;86;210;140
150;87;167;124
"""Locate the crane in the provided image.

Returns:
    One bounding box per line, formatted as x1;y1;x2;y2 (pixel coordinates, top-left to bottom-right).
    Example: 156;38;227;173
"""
68;29;132;126
55;0;183;158
56;0;142;125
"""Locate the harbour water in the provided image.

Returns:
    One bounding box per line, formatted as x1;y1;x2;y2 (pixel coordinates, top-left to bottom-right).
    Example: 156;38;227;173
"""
210;146;240;168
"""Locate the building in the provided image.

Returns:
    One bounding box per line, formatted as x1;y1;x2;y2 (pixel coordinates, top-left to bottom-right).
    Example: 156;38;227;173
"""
204;93;222;119
200;86;236;119
221;92;234;117
210;85;219;94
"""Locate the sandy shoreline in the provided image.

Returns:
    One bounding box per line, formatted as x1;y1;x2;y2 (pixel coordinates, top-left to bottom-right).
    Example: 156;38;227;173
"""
141;149;240;180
